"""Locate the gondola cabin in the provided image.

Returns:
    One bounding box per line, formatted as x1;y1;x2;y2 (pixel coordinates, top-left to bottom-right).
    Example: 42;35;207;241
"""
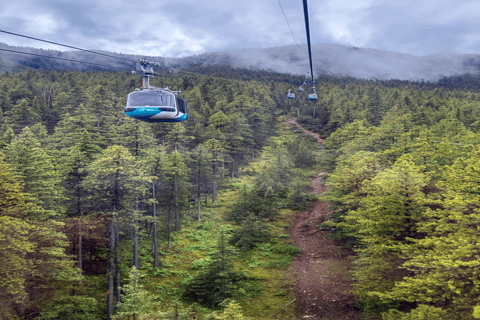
308;93;318;100
287;89;296;99
124;89;188;122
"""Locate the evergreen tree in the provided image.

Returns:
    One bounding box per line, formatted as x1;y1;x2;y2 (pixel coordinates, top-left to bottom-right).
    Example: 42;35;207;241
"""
344;155;428;309
5;126;64;216
182;228;248;308
380;150;480;318
112;267;154;320
158;150;191;248
190;143;213;220
82;145;151;316
0;155;78;318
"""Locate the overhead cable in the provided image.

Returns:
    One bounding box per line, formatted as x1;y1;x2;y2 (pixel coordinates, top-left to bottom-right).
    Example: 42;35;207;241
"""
302;0;315;84
277;0;306;60
0;48;128;70
0;29;135;64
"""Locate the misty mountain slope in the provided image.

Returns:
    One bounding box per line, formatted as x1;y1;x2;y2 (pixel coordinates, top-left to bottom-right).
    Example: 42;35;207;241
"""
1;42;479;80
171;44;480;81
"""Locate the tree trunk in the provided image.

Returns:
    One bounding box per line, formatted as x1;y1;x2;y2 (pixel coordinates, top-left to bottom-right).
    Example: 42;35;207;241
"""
107;217;115;318
152;182;159;268
197;155;201;220
133;200;139;269
78;227;82;274
222;159;225;179
197;197;201;221
175;211;180;232
212;182;216;203
77;183;83;274
212;151;217;204
174;174;180;231
167;207;172;249
115;216;121;303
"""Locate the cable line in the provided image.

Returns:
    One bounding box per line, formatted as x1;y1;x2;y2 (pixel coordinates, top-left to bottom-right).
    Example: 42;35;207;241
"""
302;0;315;85
0;48;128;70
0;29;135;64
277;0;306;60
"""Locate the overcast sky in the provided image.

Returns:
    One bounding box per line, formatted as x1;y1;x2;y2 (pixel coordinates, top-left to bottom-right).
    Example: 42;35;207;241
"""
0;0;479;58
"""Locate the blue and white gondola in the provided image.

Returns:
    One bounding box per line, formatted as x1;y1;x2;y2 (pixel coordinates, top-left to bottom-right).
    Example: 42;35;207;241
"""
124;89;188;122
287;89;296;99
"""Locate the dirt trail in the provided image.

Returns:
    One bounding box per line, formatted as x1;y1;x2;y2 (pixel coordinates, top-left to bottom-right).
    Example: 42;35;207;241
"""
287;118;324;145
287;118;361;320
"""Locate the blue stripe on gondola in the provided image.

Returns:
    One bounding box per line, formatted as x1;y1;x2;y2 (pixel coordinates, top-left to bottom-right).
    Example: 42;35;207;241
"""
125;107;161;120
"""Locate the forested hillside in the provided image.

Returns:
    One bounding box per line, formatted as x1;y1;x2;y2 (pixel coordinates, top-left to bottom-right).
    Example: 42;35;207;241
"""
296;76;480;318
0;67;319;319
2;65;480;319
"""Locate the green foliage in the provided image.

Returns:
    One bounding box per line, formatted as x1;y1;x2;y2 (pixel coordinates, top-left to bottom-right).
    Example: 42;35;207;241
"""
37;295;102;320
247;242;301;269
156;284;183;299
0;155;79;318
82;145;152;211
113;266;155;320
270;244;302;256
284;133;319;168
5;126;65;216
214;300;251;320
382;305;449;320
373;148;480;318
473;306;480;319
316;77;480;318
5;66;480;319
226;184;278;223
190;258;212;270
286;175;318;210
182;230;253;307
229;215;270;252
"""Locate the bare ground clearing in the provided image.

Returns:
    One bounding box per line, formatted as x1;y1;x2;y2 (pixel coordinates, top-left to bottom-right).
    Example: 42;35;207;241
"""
286;118;361;320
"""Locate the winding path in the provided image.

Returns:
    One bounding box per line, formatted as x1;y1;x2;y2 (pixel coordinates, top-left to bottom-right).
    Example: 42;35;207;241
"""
287;118;361;320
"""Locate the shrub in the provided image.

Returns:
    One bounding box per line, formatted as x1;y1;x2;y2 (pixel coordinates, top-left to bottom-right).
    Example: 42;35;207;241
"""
229;215;270;252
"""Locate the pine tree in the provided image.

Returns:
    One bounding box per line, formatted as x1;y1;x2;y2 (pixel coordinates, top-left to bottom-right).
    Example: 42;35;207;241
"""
215;300;250;320
82;145;151;316
0;155;78;318
380;149;480;318
112;267;154;320
189;143;213;220
344;155;427;305
158;150;191;248
182;228;248;307
5;126;64;217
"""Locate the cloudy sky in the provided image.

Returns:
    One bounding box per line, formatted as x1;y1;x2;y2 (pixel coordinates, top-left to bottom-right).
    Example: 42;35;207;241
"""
0;0;479;58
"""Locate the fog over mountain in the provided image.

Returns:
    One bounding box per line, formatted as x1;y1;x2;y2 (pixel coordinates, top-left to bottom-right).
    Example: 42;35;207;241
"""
1;42;480;81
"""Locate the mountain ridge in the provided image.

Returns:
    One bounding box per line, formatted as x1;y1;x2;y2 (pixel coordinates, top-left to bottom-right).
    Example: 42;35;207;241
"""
1;42;479;81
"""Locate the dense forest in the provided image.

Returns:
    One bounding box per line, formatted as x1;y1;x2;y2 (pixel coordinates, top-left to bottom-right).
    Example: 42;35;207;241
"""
2;65;480;319
302;76;480;318
0;67;319;319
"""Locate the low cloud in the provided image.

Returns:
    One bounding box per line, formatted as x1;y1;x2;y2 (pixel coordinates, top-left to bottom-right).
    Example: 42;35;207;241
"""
1;0;480;60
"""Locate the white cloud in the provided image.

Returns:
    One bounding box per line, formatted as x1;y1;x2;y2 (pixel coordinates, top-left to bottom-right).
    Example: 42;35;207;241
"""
316;0;377;46
24;14;60;35
1;0;480;58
